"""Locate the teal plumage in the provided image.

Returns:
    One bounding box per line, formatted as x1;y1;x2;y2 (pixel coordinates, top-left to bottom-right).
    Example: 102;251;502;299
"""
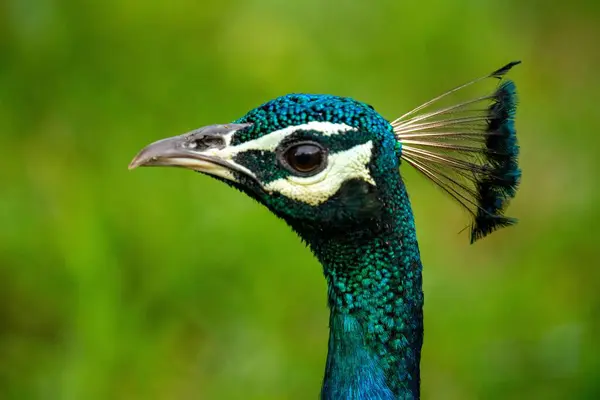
129;62;521;399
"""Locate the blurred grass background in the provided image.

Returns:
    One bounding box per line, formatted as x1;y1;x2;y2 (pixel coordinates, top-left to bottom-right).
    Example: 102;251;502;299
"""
1;0;599;399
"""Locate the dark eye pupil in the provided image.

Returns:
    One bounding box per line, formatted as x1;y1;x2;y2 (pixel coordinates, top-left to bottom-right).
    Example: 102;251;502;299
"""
286;144;323;173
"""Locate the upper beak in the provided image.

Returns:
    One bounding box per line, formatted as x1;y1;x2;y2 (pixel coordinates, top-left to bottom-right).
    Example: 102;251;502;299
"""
128;123;252;181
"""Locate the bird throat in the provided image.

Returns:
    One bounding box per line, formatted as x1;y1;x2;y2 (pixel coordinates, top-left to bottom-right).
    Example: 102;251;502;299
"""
300;182;424;399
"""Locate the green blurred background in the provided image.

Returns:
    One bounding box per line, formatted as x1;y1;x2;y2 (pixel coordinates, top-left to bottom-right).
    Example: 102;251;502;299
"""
1;0;599;399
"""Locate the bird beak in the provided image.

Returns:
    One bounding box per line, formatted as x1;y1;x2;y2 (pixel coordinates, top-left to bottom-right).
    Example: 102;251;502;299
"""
128;123;253;182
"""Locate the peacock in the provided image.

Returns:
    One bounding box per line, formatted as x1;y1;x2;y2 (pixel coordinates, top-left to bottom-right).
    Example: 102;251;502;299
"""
129;61;521;399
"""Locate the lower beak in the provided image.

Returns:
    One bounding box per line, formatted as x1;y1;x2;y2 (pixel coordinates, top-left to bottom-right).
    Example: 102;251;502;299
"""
128;123;251;182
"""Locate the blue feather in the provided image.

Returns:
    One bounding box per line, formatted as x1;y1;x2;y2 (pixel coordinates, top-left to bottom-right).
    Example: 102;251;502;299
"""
471;80;521;242
322;313;396;400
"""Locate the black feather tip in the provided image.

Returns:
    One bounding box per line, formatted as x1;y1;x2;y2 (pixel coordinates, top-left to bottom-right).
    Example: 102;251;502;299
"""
470;80;521;243
489;60;521;80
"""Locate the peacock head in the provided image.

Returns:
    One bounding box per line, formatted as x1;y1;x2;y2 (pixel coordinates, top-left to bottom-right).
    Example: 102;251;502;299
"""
129;94;401;234
130;62;521;242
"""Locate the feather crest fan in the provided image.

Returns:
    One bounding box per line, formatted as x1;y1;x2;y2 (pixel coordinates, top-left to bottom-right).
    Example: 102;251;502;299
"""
393;61;521;243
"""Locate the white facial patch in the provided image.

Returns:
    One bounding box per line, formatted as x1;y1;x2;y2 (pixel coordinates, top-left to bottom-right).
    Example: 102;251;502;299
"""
198;122;359;184
264;141;376;206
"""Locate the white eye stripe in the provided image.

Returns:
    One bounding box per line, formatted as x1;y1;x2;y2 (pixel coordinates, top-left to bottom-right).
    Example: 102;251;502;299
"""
195;122;364;191
204;121;357;159
234;121;356;153
263;141;375;206
222;129;237;147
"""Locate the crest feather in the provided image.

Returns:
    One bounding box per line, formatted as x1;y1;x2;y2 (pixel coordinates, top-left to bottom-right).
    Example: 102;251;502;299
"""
393;62;521;243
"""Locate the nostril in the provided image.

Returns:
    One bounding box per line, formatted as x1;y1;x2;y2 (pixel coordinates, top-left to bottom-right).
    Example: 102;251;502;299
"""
203;136;225;147
188;135;225;151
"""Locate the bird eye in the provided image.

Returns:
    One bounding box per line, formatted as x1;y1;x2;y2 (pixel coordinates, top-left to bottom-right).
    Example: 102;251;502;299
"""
282;143;326;175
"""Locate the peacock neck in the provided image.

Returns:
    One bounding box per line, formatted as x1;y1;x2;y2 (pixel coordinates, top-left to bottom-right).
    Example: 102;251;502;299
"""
301;182;424;399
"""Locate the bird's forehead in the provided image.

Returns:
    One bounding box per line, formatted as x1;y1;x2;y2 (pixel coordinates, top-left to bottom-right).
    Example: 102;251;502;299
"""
231;94;392;145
